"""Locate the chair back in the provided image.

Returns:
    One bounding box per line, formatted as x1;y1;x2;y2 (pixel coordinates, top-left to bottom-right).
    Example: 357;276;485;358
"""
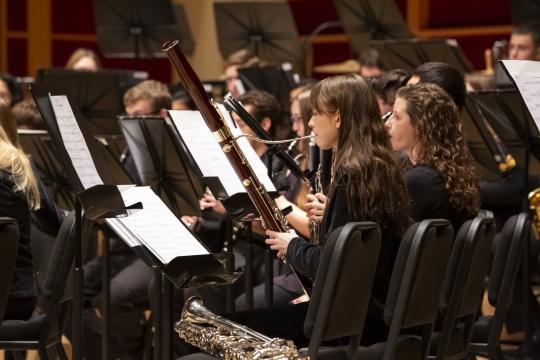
0;218;19;322
39;211;77;344
383;219;453;359
304;222;381;359
485;213;529;347
435;216;496;358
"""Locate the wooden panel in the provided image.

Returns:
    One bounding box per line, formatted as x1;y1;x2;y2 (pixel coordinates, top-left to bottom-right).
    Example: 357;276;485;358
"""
7;0;26;31
0;0;7;71
51;0;95;33
27;0;52;75
7;38;27;75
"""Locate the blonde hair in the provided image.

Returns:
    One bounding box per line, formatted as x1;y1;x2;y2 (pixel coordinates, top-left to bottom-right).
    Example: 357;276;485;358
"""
65;48;102;70
0;126;40;209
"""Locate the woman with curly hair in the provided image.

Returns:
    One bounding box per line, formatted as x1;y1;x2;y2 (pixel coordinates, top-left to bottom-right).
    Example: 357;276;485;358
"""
385;82;480;230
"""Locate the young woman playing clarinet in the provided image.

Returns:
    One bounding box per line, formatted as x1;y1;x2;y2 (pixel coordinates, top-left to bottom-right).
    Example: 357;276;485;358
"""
266;74;410;344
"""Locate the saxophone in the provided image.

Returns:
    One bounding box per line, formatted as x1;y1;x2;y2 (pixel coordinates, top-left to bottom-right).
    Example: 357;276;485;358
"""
176;297;308;360
529;188;540;239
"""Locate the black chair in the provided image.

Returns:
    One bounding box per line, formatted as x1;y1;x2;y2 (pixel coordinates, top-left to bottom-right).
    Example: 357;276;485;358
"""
0;212;76;360
0;218;19;323
468;213;530;360
354;219;454;360
428;216;496;359
179;221;383;360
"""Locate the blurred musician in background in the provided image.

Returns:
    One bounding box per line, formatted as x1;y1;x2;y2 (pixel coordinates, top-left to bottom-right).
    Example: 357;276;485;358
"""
509;21;540;61
65;48;102;72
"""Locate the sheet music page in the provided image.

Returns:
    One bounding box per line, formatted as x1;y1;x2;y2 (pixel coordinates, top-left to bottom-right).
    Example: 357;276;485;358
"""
216;104;276;192
112;186;208;263
169;110;275;198
500;60;540;132
49;95;103;189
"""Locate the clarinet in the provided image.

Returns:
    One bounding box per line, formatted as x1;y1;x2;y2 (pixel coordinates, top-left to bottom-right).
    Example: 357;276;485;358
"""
162;40;313;294
310;164;323;245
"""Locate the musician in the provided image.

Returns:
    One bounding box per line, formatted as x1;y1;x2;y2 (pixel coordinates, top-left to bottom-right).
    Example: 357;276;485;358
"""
0;72;22;107
265;74;409;344
509;21;540;61
385;83;480;231
65;48;101;72
371;69;411;116
0;116;40;321
410;61;525;229
121;79;173;184
358;47;385;79
224;49;260;98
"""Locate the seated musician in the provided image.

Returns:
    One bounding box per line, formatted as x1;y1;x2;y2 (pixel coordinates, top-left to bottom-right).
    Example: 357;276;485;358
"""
0;103;41;321
409;61;524;230
264;74;409;345
385;83;480;231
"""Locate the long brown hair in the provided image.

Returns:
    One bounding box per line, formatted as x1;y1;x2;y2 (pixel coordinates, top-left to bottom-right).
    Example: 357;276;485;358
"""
397;83;480;218
311;74;409;235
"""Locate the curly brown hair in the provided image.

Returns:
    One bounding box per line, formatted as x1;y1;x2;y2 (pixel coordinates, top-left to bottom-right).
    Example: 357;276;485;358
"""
311;74;409;236
396;83;480;219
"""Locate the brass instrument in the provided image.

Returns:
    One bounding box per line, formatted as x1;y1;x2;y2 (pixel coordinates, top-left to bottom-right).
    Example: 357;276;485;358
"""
176;297;307;359
162;40;313;294
529;188;540;239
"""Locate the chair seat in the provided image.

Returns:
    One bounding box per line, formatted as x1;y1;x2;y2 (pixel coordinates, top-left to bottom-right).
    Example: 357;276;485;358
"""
0;314;46;341
470;316;492;343
355;335;423;360
299;345;350;360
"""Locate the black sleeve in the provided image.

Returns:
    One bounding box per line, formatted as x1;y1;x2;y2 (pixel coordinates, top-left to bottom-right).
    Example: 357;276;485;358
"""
479;165;525;206
31;163;63;236
405;167;441;222
286;237;322;280
285;184;350;280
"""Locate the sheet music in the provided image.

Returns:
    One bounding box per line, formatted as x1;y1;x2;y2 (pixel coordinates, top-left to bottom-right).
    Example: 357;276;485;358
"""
49;95;103;189
111;186;208;263
500;60;540;132
169;109;275;198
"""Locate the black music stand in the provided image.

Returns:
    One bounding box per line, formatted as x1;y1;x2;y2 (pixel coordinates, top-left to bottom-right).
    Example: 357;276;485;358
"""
462;97;506;181
37;68;145;135
510;0;540;24
31;85;240;360
119;116;203;217
469;89;540;189
371;38;474;73
333;0;413;56
213;1;302;66
237;65;297;114
93;0;194;59
18;129;76;209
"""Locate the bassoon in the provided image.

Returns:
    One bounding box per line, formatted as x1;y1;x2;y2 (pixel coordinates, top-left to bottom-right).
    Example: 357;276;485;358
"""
162;40;313;295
